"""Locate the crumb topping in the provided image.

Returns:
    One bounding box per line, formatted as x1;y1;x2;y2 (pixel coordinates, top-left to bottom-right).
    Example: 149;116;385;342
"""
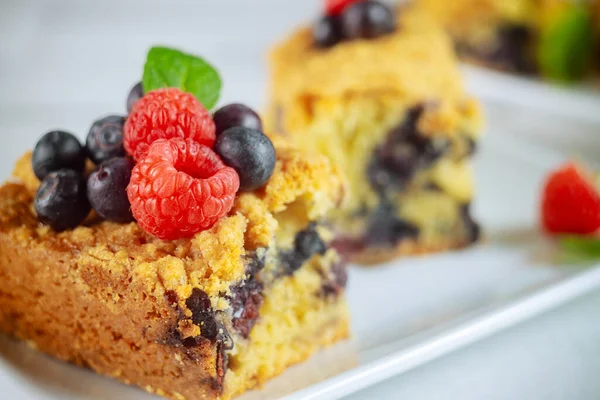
270;6;466;104
1;142;346;304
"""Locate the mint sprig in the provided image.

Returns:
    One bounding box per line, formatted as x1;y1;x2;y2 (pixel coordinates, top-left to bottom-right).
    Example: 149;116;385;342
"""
143;46;222;110
558;235;600;263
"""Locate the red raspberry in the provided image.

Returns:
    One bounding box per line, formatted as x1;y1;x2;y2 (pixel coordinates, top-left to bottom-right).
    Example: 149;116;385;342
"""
124;88;216;161
326;0;357;15
541;162;600;235
127;138;240;240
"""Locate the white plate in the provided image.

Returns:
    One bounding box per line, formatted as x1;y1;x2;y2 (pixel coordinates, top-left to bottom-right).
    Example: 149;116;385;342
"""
1;100;600;400
463;65;600;124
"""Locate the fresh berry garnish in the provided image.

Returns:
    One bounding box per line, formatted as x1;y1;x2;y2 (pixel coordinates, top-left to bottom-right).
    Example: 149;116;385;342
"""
87;157;135;223
86;115;127;164
341;0;396;40
314;16;343;48
127;138;239;240
214;127;276;192
541;162;600;235
32;131;86;180
326;0;358;16
34;169;91;231
213;104;263;136
126;82;144;113
124;88;216;161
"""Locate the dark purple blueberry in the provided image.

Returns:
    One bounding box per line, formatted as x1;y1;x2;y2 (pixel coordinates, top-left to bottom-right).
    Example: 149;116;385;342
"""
378;143;419;179
295;224;327;260
34;169;91;231
185;288;218;340
214;127;276;192
86;115;126;164
367;104;451;193
87;157;134;223
341;1;396;40
32;131;86;180
126;82;144;113
229;277;263;338
314;15;343;48
364;202;419;247
280;224;327;276
489;24;536;74
213;104;263;136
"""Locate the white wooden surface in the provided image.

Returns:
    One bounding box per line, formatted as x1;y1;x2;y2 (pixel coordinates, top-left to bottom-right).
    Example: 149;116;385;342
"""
1;1;600;399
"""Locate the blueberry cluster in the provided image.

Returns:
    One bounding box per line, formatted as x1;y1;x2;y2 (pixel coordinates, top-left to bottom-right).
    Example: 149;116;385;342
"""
314;1;396;48
32;115;133;231
31;80;277;234
367;105;451;193
212;104;276;192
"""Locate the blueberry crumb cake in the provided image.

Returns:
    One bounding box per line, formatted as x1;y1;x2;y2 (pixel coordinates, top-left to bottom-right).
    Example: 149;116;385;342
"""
267;1;484;264
0;47;349;400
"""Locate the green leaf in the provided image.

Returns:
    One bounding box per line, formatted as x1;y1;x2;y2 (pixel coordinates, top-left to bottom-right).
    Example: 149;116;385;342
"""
558;235;600;263
537;6;594;83
142;46;222;110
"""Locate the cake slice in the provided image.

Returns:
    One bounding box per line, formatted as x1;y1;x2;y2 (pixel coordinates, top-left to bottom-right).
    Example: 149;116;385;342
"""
0;138;348;400
0;46;349;400
266;2;484;264
415;0;596;82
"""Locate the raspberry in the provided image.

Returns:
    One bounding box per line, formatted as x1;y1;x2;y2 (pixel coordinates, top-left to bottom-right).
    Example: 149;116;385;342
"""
326;0;357;15
124;88;216;161
127;138;240;240
541;162;600;235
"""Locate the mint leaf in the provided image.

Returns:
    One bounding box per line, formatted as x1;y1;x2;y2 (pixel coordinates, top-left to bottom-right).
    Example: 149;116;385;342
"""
558;235;600;263
143;46;222;110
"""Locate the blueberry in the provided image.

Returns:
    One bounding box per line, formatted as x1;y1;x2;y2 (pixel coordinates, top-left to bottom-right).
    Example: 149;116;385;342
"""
126;81;144;113
341;1;396;40
186;288;218;340
34;170;91;231
364;202;419;247
295;224;327;260
213;104;263;136
314;15;342;48
280;225;327;276
86;115;126;164
229;276;263;338
87;157;134;223
214;127;276;192
489;24;536;74
32;131;86;180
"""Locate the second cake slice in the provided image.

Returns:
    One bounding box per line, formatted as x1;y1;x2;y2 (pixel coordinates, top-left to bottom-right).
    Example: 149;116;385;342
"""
267;2;484;264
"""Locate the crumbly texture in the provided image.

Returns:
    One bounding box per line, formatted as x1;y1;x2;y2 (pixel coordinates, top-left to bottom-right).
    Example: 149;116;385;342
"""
267;5;483;264
224;250;349;398
269;6;466;106
0;141;349;400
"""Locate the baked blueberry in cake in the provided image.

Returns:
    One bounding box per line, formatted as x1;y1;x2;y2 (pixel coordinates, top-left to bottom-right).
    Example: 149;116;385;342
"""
0;47;349;400
266;1;484;264
415;0;596;82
